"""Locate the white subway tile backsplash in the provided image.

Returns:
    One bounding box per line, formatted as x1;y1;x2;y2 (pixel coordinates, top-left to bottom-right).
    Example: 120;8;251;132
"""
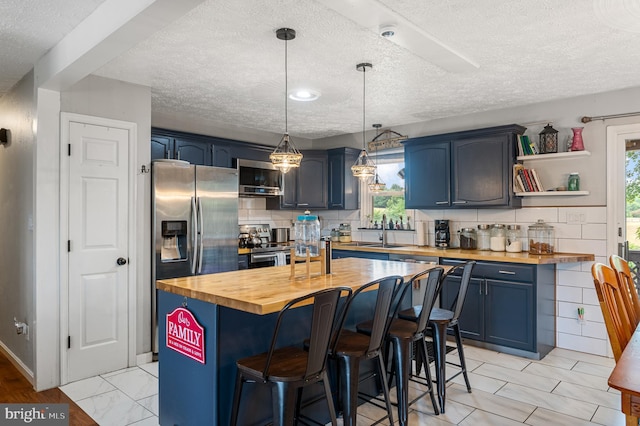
581;321;608;340
553;223;582;239
440;210;478;222
558;207;607;224
557;238;606;257
556;286;582;303
582;288;598;306
558;301;583;318
557;333;608;357
581;223;607;240
557;270;593;288
515;208;558;223
477;209;516;223
557;317;581;335
556;262;583;272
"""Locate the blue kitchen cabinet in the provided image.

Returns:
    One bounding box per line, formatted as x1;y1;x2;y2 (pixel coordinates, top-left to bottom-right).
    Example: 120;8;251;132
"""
267;150;328;210
328;147;360;210
175;138;212;165
440;258;553;358
404;124;524;209
151;136;174;160
332;249;389;261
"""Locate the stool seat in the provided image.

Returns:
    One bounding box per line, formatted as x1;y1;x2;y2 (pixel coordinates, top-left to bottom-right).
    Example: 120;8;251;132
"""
236;346;311;382
398;306;454;323
333;330;374;358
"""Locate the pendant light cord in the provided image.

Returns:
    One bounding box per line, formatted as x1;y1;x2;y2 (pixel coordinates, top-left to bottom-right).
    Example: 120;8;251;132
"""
362;65;366;150
284;36;288;134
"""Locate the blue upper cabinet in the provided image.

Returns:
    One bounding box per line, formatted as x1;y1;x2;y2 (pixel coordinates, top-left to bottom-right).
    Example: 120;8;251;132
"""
328;147;360;210
404;124;524;209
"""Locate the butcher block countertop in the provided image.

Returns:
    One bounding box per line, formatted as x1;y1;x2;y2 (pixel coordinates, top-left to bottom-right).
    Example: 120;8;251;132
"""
332;243;594;265
156;258;441;315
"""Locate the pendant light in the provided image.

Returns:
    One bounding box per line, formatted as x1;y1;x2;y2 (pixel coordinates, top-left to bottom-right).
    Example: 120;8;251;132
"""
351;62;376;179
270;28;302;174
368;124;386;192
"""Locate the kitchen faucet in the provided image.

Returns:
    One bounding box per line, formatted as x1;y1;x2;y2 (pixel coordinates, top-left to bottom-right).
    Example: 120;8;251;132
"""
380;214;387;247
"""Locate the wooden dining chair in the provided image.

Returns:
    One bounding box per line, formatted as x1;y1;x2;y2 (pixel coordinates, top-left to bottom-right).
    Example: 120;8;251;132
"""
609;255;640;327
591;262;634;361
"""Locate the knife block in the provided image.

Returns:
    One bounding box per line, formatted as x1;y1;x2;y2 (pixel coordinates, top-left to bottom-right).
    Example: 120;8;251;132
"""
290;247;326;279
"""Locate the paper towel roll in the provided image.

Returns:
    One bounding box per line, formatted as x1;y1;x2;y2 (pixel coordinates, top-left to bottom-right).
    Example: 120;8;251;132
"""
416;221;426;246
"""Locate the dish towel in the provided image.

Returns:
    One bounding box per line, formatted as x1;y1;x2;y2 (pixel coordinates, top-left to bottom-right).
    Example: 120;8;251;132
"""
275;252;287;266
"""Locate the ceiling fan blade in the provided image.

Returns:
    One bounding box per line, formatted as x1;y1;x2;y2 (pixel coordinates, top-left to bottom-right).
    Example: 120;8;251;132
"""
315;0;479;73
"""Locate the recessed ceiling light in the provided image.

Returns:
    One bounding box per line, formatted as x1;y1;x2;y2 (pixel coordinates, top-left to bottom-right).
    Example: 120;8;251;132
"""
379;25;397;38
288;89;321;101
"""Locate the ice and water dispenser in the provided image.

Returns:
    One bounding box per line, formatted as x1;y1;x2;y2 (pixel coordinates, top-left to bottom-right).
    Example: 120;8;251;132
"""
161;220;188;262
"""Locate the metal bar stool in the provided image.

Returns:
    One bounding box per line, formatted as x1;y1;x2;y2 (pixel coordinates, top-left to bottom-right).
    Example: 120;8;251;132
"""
330;275;403;426
230;286;351;426
398;260;476;413
357;267;444;425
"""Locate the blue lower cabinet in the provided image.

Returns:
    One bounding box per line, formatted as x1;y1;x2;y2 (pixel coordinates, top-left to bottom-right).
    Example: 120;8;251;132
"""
332;249;389;261
440;258;554;358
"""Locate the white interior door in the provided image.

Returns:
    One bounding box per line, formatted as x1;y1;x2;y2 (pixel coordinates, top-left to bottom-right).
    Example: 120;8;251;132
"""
66;121;129;382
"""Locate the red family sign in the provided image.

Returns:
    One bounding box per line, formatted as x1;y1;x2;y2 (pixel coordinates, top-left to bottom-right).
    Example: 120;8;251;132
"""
166;307;205;364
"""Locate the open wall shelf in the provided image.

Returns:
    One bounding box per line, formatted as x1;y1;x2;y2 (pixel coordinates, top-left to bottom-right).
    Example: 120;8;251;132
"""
516;150;591;162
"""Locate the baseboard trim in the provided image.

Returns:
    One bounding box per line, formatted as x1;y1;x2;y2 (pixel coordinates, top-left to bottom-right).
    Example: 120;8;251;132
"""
136;352;153;365
0;341;35;386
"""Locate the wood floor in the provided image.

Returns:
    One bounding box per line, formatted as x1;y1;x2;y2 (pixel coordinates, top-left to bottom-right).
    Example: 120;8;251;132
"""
0;350;97;426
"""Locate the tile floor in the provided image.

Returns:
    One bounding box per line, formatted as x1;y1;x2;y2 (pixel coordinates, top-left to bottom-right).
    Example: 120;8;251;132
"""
59;345;626;425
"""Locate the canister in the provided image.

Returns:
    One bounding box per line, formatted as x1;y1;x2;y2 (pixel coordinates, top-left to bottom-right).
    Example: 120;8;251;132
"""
339;223;352;243
490;224;506;251
568;173;580;191
459;228;477;249
477;224;491;250
528;219;555;255
294;211;320;256
506;225;522;252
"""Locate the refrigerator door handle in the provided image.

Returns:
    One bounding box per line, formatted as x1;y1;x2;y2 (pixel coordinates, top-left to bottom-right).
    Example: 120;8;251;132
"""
191;196;198;275
198;197;204;274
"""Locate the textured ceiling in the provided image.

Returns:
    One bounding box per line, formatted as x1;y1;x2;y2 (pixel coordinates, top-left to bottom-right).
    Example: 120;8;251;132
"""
3;0;640;140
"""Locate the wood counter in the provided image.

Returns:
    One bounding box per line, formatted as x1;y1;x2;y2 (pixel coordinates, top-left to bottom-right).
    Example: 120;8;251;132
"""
332;243;594;264
156;257;439;315
608;324;640;425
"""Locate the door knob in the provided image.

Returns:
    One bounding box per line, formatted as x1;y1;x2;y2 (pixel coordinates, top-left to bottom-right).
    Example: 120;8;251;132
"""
117;257;127;266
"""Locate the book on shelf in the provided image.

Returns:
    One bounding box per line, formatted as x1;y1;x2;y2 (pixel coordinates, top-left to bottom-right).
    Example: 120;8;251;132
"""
513;164;545;192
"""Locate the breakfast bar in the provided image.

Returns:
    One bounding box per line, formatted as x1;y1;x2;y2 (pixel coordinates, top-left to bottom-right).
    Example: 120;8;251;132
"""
156;258;441;425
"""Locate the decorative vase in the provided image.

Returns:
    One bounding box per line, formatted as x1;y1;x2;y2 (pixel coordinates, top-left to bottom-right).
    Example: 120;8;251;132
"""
570;127;585;151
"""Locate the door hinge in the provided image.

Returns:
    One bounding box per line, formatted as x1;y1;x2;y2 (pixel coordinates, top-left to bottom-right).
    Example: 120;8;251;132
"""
68;144;71;156
67;240;71;252
67;336;71;349
619;227;623;237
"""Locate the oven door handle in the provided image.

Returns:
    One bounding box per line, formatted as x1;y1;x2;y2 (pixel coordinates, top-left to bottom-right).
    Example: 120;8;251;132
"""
251;253;279;260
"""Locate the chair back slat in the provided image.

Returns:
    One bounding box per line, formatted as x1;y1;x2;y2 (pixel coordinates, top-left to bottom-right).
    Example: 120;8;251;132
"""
592;263;634;361
610;255;640;327
415;268;444;332
450;261;476;321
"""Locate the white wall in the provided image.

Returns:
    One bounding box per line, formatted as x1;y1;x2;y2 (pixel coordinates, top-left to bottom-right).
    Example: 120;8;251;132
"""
61;75;152;355
0;71;36;374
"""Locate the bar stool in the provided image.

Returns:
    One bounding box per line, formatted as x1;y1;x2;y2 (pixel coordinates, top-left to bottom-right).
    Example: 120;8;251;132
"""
399;261;476;412
610;255;640;327
330;275;403;426
230;286;351;426
357;267;444;425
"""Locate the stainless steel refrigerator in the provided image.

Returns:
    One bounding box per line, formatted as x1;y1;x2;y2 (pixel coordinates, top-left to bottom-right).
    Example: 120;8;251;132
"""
151;160;238;353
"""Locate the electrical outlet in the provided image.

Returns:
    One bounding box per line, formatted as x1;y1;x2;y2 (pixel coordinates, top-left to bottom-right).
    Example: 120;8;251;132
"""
566;212;586;225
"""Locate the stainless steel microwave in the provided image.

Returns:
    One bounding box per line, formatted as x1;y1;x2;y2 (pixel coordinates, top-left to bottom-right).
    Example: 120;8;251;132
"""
237;159;283;197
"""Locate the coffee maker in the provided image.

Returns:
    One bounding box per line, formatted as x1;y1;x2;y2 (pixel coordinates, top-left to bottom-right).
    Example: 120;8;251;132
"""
435;220;450;248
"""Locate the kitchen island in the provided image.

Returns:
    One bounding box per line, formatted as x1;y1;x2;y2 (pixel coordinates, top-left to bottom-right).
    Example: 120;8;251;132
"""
156;258;439;425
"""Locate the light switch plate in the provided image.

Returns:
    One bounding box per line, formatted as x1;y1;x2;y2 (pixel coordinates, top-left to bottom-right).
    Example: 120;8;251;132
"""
566;211;586;224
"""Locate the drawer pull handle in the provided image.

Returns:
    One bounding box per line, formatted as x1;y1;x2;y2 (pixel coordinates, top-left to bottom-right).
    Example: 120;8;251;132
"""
452;201;467;204
498;270;516;275
435;201;449;205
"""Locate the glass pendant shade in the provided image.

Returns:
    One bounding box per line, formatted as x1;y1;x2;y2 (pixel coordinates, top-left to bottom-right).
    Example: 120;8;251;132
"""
271;28;302;173
351;149;376;178
270;133;302;174
368;172;386;192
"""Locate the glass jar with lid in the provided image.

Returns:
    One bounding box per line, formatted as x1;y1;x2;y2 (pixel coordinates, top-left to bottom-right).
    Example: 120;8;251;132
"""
477;224;491;250
459;228;477;250
528;219;555;255
506;225;522;252
568;173;580;191
330;228;340;242
490;224;506;251
294;211;320;257
338;223;352;243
